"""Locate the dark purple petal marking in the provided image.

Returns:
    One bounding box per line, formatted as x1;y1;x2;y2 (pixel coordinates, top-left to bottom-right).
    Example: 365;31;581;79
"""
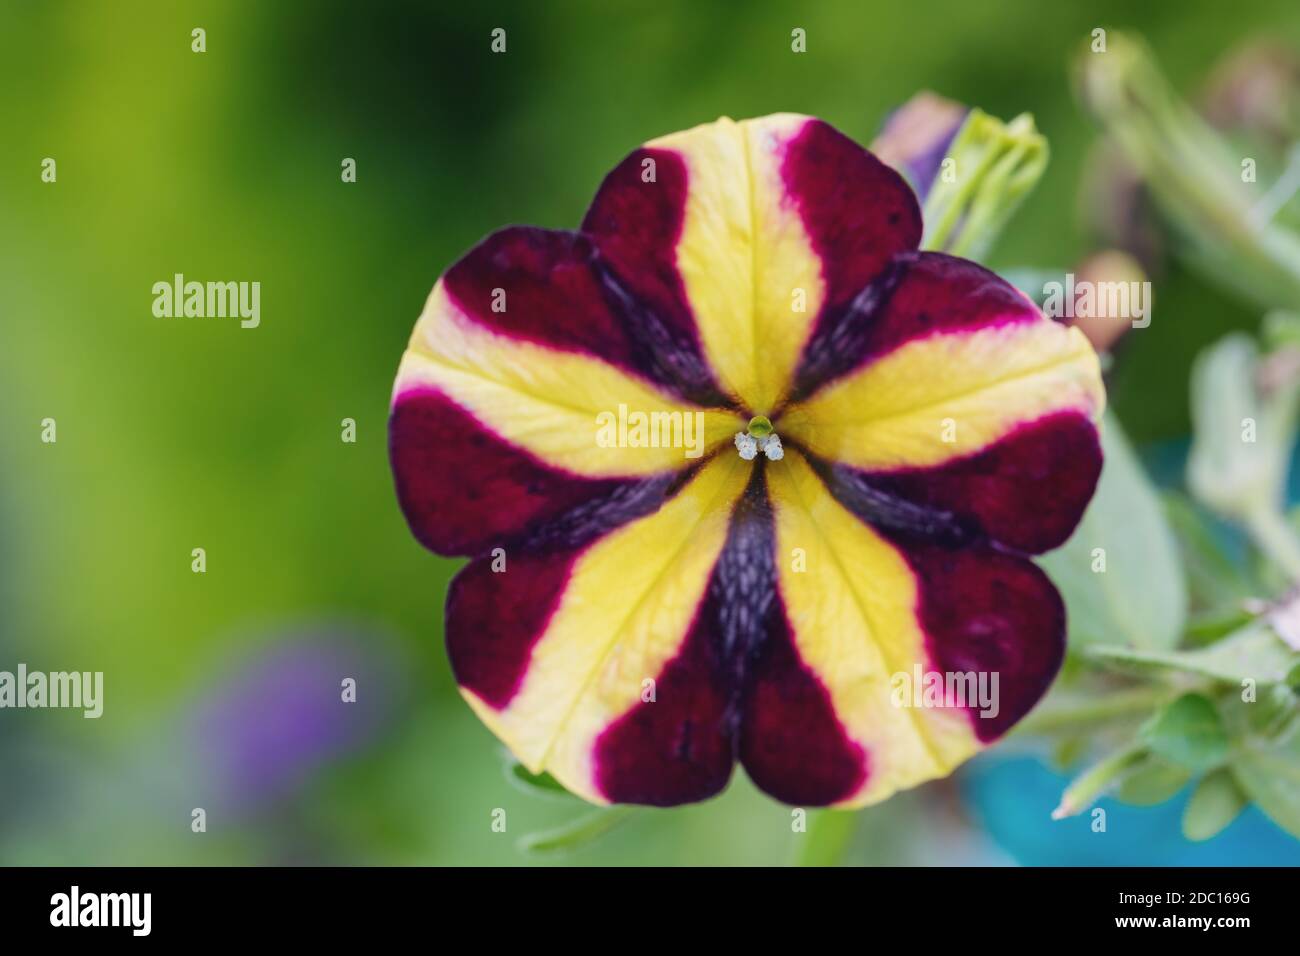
731;466;867;805
592;467;766;806
887;536;1067;742
581;148;692;343
793;252;1043;400
445;548;577;710
782;119;922;323
593;620;736;807
442;226;725;404
815;454;980;548
859;411;1103;555
739;608;870;805
443;227;632;364
509;468;688;555
390;389;661;557
594;464;868;807
583;149;732;406
708;466;782;695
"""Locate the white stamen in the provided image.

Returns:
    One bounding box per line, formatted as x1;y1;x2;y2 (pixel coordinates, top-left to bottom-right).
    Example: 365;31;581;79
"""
734;432;758;461
736;429;784;461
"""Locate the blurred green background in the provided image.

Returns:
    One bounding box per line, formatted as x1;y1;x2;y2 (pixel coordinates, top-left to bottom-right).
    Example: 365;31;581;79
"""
2;0;1298;865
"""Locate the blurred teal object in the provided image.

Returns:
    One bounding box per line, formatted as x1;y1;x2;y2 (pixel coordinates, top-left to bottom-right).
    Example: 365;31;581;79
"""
964;755;1300;865
970;435;1300;865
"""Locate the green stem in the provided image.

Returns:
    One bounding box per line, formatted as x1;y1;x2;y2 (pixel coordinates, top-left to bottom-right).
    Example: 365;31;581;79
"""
1252;143;1300;227
1053;742;1148;819
1016;686;1172;735
516;806;636;855
1079;34;1300;309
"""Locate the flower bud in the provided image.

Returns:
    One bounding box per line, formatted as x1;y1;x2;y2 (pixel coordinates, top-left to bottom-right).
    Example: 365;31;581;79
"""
871;91;969;203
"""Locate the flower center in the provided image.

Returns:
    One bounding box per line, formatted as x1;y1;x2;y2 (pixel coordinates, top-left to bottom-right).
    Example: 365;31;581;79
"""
734;416;783;461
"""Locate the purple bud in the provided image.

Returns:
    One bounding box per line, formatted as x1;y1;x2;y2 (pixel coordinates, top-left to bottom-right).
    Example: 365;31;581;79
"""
871;91;969;202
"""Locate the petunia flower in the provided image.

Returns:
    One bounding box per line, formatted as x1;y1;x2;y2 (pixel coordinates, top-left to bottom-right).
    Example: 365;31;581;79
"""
390;114;1105;808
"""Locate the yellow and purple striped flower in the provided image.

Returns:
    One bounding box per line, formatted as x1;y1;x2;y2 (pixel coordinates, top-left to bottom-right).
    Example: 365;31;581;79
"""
390;115;1105;808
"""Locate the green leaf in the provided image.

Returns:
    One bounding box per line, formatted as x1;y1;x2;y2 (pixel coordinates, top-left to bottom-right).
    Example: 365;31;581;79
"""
1161;491;1256;611
1227;723;1300;842
1139;693;1229;772
1182;769;1248;841
503;758;577;801
1185;607;1256;646
516;807;636;856
1085;621;1297;685
1187;335;1300;545
1222;691;1300;842
1049;736;1090;771
1040;413;1187;651
1116;756;1192;806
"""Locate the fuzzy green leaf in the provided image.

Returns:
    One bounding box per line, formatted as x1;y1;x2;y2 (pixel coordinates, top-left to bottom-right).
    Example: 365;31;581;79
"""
1041;414;1187;651
1084;621;1297;685
1224;700;1300;839
1116;756;1192;806
1140;693;1229;772
1182;768;1248;841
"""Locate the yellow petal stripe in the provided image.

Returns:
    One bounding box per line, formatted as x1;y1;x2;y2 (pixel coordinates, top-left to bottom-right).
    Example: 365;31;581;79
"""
766;450;981;807
781;321;1104;471
648;115;826;414
395;281;741;477
464;454;751;803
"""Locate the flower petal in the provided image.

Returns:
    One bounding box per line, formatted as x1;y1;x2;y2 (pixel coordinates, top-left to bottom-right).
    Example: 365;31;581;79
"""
390;388;681;556
791;252;1039;398
583;115;921;413
782;255;1103;554
739;612;873;806
781;276;1103;472
390;227;742;555
446;455;751;805
759;451;1065;808
593;471;773;805
439;225;727;405
834;410;1103;554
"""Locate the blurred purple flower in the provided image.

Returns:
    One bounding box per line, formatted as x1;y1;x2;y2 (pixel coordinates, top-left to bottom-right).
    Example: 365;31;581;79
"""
188;627;403;816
